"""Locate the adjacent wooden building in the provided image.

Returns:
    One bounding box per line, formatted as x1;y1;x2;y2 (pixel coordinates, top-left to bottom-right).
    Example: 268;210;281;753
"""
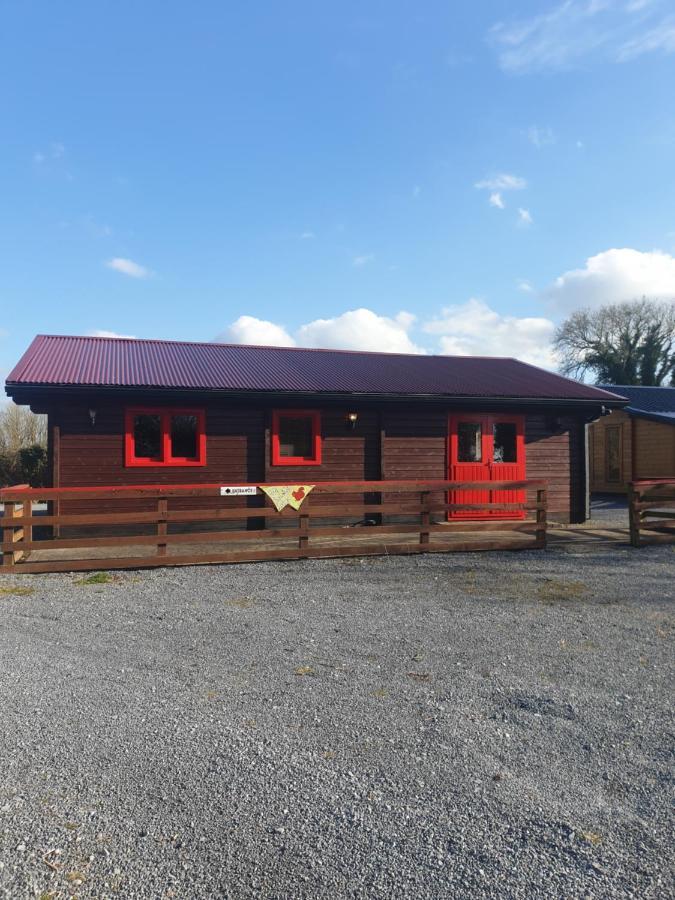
589;385;675;493
5;335;627;523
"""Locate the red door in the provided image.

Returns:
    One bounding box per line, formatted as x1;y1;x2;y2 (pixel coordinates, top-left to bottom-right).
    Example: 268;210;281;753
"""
448;414;525;519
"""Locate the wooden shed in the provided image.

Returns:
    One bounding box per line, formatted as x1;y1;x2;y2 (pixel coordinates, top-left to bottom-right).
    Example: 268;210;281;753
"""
589;385;675;493
6;335;627;523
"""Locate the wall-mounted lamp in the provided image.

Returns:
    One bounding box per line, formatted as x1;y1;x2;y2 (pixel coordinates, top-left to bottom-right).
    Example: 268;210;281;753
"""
88;408;97;427
346;412;358;429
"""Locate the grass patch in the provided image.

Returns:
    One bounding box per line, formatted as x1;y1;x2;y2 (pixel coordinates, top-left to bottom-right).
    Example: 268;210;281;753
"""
74;572;113;586
537;579;588;604
295;665;315;676
581;830;602;847
224;597;256;609
0;585;34;597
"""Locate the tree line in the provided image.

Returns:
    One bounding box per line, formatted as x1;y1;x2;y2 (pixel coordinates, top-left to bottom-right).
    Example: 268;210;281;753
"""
554;299;674;386
0;404;48;487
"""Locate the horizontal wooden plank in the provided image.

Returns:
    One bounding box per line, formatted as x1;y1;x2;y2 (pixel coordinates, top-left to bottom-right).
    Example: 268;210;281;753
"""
1;527;303;553
0;478;548;502
635;533;675;545
2;533;543;574
638;520;675;532
635;499;675;510
310;522;538;537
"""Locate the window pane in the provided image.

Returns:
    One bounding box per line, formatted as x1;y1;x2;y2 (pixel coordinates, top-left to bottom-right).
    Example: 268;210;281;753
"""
171;414;198;458
279;415;313;458
134;414;161;459
606;427;621;482
493;422;517;463
457;422;482;462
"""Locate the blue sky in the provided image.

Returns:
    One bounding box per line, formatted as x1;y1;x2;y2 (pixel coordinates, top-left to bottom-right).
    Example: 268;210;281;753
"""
2;0;675;379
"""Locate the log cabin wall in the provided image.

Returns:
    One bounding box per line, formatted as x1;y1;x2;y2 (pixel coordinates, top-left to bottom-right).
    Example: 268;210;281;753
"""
633;417;675;481
46;395;585;522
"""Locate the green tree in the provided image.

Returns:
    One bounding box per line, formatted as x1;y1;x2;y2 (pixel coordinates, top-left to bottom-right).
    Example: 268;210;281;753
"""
554;299;675;385
0;404;48;487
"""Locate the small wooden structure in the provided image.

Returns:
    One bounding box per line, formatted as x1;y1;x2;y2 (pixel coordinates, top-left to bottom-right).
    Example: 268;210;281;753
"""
627;479;675;547
1;479;548;574
590;386;675;493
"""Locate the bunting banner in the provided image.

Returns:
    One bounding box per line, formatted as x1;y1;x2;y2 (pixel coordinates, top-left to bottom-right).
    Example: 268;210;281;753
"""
260;484;315;512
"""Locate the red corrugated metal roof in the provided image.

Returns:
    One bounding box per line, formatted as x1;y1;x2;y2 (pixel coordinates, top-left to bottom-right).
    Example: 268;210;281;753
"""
6;334;627;402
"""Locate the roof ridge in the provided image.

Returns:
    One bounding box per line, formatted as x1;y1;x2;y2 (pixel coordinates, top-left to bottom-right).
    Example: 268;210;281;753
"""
34;334;517;362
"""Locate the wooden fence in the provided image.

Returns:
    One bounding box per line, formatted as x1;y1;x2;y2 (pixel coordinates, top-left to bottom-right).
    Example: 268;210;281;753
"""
1;479;548;574
628;479;675;547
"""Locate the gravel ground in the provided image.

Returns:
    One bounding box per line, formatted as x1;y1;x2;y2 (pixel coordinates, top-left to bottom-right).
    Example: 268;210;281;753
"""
0;546;673;899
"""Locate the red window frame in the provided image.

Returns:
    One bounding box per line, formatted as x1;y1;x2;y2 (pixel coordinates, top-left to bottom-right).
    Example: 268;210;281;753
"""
271;410;322;466
124;408;207;467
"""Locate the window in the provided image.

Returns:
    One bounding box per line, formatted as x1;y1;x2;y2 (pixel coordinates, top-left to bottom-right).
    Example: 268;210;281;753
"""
457;422;482;462
493;422;517;463
605;425;622;483
271;410;321;466
125;408;206;467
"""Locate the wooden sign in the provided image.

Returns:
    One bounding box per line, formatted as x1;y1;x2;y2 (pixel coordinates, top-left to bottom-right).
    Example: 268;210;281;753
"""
220;486;257;496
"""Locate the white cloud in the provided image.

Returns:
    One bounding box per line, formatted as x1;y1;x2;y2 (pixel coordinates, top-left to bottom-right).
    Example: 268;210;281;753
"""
297;308;423;353
617;16;675;60
545;247;675;311
475;173;527;191
527;125;556;148
300;231;315;240
424;298;557;369
517;279;534;293
33;142;65;166
88;330;137;339
220;315;296;347
490;1;675;72
412;185;421;199
489;192;505;209
105;257;150;279
517;207;533;226
219;308;423;354
352;254;374;267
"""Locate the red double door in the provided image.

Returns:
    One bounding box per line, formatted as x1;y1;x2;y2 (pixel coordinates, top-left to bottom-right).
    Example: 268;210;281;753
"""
448;414;525;519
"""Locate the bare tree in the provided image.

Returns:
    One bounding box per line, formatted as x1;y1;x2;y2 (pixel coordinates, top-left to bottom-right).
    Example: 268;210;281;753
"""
0;404;47;455
554;299;675;385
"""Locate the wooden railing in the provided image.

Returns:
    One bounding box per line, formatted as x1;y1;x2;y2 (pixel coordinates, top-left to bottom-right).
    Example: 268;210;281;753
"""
628;479;675;547
1;479;548;574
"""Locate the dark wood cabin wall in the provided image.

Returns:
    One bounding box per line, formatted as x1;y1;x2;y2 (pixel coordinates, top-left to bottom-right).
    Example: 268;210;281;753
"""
48;397;584;523
524;414;580;523
54;399;264;514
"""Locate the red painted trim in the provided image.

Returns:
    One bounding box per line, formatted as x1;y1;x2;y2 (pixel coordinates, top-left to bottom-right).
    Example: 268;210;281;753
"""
271;409;322;466
448;413;526;520
124;407;206;467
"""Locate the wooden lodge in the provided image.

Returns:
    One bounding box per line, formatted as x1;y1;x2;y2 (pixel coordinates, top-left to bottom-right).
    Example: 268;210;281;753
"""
589;385;675;493
1;336;634;573
4;335;628;523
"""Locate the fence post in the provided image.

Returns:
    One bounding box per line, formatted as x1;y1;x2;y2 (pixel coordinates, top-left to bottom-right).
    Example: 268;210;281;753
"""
535;486;547;549
419;490;430;549
627;484;641;548
157;497;168;556
298;509;310;557
2;500;25;567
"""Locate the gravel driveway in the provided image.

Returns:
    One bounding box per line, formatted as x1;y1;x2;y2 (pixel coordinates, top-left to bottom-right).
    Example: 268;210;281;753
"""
0;546;673;899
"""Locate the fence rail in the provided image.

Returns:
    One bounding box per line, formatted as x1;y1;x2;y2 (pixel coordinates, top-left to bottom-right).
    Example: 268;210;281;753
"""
628;479;675;547
1;479;548;574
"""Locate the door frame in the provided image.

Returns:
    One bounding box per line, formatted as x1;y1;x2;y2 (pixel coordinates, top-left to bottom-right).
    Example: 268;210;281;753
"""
448;413;526;520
